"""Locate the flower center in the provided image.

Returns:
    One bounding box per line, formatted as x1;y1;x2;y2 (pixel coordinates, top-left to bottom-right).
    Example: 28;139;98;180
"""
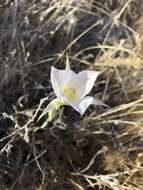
62;85;77;101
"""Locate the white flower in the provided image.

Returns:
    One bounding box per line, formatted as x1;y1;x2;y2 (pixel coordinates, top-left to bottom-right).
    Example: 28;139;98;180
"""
38;60;107;123
51;65;105;115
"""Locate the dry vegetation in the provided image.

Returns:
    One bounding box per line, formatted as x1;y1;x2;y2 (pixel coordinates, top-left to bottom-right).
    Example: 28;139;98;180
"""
0;0;143;189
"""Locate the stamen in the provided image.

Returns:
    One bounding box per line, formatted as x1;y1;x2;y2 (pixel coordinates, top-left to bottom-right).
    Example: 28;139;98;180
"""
62;85;77;101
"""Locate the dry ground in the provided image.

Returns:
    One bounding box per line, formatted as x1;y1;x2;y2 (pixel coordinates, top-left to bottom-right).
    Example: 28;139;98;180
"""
0;0;143;189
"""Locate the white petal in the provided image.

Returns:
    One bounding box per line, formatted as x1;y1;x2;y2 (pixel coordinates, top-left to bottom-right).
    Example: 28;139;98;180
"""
68;96;108;115
66;96;93;115
76;96;94;115
68;70;100;99
91;98;110;108
51;66;76;98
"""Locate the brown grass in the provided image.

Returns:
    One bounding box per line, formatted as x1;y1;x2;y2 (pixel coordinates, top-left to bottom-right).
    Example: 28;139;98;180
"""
0;0;143;189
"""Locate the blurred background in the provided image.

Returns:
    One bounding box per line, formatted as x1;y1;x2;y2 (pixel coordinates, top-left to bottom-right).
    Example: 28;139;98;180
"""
0;0;143;189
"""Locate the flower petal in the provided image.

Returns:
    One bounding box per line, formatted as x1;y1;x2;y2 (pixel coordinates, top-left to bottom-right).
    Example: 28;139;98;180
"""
67;96;94;115
68;96;108;115
68;70;100;99
51;66;76;98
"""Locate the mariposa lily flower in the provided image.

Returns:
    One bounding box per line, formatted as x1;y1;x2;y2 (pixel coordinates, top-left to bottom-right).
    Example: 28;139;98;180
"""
38;61;106;122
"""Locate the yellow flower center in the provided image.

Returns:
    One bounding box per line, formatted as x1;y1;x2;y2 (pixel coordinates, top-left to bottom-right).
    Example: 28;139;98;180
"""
62;85;77;101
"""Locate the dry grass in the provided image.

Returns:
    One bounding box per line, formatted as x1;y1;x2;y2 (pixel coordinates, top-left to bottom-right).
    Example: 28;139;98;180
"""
0;0;143;189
